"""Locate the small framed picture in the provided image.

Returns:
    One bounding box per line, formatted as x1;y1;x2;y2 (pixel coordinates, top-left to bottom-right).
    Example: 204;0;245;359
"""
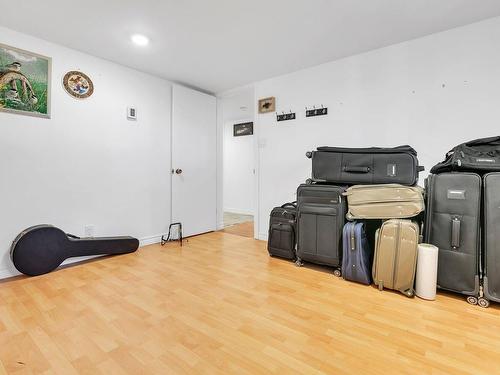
127;106;137;120
258;97;275;113
234;122;253;137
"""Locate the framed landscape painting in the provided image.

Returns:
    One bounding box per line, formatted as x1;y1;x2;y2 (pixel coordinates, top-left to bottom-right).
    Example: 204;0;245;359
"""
0;43;51;118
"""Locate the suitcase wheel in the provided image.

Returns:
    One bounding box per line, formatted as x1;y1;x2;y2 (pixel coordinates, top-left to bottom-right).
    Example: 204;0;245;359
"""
295;258;304;267
403;289;415;298
478;297;490;308
466;296;478;306
305;178;312;185
333;269;342;277
305;151;313;159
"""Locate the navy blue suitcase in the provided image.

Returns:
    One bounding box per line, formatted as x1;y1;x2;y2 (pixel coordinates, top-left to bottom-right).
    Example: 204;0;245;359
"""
342;222;372;285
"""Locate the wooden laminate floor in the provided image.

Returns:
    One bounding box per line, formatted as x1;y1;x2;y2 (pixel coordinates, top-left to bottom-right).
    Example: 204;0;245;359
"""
1;232;500;374
220;221;254;238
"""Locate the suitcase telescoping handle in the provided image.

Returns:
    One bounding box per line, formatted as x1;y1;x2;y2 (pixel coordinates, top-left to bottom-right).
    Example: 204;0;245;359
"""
343;166;371;173
451;217;461;249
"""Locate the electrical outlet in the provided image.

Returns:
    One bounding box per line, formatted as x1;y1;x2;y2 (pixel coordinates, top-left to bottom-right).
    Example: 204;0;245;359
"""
84;225;95;237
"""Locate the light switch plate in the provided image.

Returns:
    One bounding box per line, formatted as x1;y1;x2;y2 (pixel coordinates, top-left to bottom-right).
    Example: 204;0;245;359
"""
127;106;137;120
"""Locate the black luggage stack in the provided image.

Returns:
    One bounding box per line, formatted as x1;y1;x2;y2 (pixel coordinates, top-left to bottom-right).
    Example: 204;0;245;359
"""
265;136;500;307
425;136;500;307
298;145;424;277
266;144;425;277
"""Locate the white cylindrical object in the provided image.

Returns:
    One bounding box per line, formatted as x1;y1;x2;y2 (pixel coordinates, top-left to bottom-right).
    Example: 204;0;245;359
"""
415;243;439;300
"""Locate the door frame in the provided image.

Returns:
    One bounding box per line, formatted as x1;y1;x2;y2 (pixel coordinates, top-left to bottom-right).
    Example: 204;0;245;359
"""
216;85;260;239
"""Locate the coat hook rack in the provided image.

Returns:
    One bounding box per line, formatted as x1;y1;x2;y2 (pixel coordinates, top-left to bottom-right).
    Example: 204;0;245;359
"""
306;104;328;118
277;110;296;122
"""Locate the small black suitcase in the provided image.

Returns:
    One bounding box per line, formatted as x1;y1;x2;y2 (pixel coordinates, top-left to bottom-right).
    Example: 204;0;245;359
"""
306;145;423;186
296;184;346;275
424;173;481;304
267;202;297;260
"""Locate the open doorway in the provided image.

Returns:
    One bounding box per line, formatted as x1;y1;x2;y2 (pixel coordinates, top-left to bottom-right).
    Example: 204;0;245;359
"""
220;87;255;238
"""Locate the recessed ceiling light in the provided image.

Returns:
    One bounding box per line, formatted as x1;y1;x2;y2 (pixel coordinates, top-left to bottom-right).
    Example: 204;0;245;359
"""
131;34;149;46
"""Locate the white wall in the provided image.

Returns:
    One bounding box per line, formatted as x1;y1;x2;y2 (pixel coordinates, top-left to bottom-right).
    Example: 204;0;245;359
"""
223;119;254;215
0;27;172;278
254;16;500;239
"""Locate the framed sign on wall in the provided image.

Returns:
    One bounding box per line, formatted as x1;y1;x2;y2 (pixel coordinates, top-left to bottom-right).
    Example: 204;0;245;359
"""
234;122;253;137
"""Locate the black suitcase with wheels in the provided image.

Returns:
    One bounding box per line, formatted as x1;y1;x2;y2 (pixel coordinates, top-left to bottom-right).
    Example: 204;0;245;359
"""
424;173;481;304
306;145;423;186
483;173;500;307
267;202;297;260
296;184;346;274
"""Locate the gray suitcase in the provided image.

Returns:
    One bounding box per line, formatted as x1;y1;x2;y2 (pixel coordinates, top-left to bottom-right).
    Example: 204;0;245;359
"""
483;173;500;306
296;184;346;275
424;173;481;302
306;145;424;186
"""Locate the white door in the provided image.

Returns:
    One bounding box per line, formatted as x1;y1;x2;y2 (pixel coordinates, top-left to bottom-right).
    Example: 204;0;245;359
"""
171;85;217;237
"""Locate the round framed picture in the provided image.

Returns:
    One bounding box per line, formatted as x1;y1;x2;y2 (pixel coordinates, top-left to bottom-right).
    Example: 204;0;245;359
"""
62;71;94;99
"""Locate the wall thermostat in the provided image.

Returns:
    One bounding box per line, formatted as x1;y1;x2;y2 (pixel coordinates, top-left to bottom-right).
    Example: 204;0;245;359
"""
127;106;137;120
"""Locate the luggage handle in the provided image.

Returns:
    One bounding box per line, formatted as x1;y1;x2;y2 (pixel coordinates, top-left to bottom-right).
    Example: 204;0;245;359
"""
464;136;500;147
451;217;461;249
343;166;370;173
281;201;297;209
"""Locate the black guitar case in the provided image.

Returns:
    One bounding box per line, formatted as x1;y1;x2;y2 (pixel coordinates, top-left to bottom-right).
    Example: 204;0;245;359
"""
11;225;139;276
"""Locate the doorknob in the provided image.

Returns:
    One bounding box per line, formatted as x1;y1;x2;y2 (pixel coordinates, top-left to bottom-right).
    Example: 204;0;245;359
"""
175;168;183;174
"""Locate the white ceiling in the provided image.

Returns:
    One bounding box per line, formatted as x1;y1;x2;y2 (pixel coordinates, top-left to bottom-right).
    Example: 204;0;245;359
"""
1;0;500;94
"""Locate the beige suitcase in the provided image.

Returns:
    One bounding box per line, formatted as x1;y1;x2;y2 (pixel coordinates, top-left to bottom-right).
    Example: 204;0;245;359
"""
372;219;419;297
343;184;424;220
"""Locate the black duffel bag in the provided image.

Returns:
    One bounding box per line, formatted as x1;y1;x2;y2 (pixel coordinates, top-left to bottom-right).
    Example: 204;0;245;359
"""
306;145;424;186
431;136;500;174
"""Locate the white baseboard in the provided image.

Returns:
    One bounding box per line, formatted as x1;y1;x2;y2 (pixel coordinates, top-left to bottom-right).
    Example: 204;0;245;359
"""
139;234;166;247
223;207;254;216
0;268;20;279
0;233;167;280
258;232;268;241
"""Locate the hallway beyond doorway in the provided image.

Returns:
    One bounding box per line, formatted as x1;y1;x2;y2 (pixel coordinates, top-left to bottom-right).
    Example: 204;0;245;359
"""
222;212;254;238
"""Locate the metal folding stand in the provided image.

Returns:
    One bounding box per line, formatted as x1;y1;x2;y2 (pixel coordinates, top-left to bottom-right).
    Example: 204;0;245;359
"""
161;222;183;247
